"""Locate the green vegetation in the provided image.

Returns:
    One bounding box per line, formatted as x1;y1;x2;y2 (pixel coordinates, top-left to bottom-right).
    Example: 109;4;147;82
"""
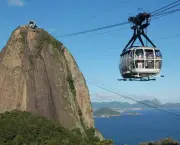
0;110;113;145
78;108;86;129
42;30;62;49
78;108;85;129
67;74;76;97
20;31;25;43
140;137;179;145
94;107;120;117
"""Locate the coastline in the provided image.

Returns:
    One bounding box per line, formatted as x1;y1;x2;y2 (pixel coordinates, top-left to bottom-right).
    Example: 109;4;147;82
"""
93;114;120;118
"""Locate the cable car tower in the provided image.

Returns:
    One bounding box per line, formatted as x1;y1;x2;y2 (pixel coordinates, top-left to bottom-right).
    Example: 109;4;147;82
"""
118;12;164;81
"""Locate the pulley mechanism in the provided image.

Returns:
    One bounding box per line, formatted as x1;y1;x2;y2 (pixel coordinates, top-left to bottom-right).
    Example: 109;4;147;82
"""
123;12;156;53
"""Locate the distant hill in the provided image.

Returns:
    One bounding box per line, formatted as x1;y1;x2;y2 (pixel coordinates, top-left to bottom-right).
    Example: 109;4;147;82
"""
140;137;179;145
162;103;180;108
92;101;131;109
94;107;120;117
92;99;180;109
130;99;162;108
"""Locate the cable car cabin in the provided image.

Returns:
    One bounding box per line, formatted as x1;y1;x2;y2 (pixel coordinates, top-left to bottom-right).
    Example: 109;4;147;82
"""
119;47;162;78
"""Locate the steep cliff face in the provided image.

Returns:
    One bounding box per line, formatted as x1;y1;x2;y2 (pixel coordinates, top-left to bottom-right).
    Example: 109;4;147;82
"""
63;47;94;129
0;25;95;134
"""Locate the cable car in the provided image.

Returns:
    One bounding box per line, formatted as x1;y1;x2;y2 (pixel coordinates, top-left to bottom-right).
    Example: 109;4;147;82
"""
118;12;164;81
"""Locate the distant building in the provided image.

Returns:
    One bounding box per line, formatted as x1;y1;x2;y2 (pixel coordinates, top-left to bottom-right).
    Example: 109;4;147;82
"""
28;20;37;29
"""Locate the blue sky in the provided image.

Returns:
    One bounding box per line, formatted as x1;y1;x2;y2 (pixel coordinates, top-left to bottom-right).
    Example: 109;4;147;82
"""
0;0;180;104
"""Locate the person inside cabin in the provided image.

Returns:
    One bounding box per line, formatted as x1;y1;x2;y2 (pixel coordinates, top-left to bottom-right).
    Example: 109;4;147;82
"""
144;50;154;69
155;50;161;69
155;51;161;59
135;49;144;69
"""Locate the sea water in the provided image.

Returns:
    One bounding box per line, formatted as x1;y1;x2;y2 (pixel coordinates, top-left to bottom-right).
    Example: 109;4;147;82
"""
94;109;180;145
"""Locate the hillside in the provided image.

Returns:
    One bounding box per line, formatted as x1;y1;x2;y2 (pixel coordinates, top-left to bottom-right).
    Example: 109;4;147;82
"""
140;138;179;145
162;103;180;108
0;23;101;138
94;107;120;117
92;99;180;109
0;110;113;145
92;101;132;109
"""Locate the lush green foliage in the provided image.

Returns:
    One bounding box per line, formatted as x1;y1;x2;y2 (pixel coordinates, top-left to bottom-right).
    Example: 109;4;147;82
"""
0;110;113;145
94;107;120;117
67;74;76;97
140;137;179;145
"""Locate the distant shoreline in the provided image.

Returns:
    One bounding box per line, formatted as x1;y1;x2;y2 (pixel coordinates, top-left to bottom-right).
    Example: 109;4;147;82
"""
93;112;143;118
93;114;120;118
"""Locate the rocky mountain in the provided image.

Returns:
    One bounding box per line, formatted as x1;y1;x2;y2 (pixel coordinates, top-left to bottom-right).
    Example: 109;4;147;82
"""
92;101;131;109
92;99;180;109
94;107;120;117
162;103;180;108
0;24;101;138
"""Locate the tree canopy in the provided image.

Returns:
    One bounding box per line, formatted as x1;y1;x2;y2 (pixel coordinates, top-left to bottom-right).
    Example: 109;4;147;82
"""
0;110;113;145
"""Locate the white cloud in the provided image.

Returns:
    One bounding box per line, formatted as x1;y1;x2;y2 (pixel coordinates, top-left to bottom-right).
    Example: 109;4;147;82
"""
7;0;25;7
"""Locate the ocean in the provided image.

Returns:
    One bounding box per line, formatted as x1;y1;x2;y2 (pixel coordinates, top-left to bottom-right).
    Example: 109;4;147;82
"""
94;109;180;145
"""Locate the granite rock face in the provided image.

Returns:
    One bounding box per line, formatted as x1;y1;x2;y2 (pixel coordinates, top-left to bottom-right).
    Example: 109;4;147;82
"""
0;25;96;135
